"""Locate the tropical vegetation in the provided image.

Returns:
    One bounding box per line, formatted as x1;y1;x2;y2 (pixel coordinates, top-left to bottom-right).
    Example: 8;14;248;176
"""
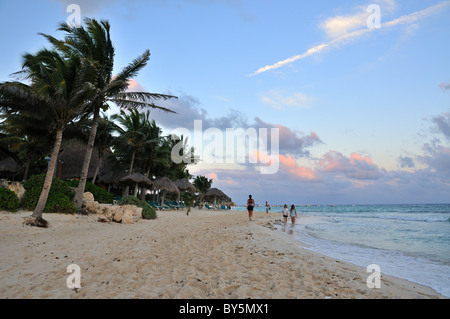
0;17;222;225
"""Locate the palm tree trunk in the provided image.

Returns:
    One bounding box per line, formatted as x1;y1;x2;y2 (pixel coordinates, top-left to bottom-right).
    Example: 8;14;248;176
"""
124;150;135;196
73;107;100;209
133;183;139;197
29;127;64;225
23;158;31;181
91;151;103;185
140;166;151;201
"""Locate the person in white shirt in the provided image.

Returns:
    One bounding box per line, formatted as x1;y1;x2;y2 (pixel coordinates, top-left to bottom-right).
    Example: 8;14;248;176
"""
282;204;288;224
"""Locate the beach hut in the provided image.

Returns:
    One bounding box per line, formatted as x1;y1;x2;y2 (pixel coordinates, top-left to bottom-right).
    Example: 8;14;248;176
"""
0;157;23;180
204;188;230;207
174;178;196;205
174;178;196;193
96;172;117;193
56;141;111;181
152;177;180;205
120;172;153;197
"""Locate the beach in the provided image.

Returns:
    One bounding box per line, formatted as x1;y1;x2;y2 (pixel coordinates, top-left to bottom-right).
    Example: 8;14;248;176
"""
0;208;444;299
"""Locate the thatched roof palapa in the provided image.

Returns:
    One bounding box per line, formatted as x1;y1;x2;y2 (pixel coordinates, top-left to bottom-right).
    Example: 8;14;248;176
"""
205;188;229;199
97;171;125;185
204;188;230;203
174;178;196;193
57;141;112;180
0;157;23;178
152;177;180;194
120;173;153;188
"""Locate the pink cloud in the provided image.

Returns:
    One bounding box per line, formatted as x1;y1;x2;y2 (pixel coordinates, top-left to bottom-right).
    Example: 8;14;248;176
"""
350;152;374;165
279;154;317;180
252;150;317;180
319;151;382;180
126;79;146;92
206;172;218;181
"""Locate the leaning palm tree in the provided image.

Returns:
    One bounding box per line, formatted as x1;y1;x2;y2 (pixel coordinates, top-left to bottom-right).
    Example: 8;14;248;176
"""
0;49;96;226
41;18;177;209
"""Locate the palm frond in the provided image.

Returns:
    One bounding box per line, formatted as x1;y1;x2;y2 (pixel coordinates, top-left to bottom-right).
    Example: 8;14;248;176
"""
113;50;150;84
108;98;176;113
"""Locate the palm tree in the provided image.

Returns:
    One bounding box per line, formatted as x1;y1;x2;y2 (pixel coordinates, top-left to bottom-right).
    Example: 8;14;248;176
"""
164;134;198;180
0;111;53;181
193;175;213;204
91;113;117;184
112;109;157;196
41;18;177;209
0;49;96;226
137;119;168;200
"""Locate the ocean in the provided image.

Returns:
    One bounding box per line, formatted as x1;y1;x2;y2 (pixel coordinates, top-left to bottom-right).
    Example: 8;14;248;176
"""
233;204;450;297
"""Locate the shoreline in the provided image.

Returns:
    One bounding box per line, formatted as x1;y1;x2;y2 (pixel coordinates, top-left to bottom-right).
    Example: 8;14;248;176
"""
0;209;444;299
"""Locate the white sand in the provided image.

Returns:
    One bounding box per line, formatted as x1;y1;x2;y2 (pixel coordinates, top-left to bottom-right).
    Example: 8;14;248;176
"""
0;209;444;299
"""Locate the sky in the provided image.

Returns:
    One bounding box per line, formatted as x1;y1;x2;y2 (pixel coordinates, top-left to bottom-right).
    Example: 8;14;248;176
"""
0;0;449;205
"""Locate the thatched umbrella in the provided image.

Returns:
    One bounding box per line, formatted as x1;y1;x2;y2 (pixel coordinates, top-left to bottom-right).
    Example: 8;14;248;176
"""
174;178;196;193
120;172;153;197
57;141;101;180
174;178;196;204
0;157;23;178
204;188;230;206
97;172;117;185
152;177;180;204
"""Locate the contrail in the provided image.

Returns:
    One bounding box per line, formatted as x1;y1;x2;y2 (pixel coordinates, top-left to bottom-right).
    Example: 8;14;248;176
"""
249;1;450;77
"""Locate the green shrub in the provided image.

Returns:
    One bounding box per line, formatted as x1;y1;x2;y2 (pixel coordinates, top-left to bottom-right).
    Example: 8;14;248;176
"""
66;180;114;204
119;195;157;220
22;175;76;214
0;187;20;212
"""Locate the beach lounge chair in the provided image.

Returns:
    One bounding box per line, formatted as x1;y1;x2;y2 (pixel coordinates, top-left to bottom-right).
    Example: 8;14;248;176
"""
205;204;214;210
171;201;182;209
149;201;168;210
165;201;179;210
156;201;171;210
148;201;160;210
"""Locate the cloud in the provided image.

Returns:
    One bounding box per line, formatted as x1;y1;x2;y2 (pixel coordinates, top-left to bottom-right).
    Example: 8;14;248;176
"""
249;44;329;76
278;154;317;180
398;156;415;168
260;90;311;109
150;93;250;132
432;112;450;141
319;151;383;180
253;117;322;156
126;79;146;92
250;1;450;76
321;11;368;40
420;143;450;176
440;81;450;90
151;93;322;157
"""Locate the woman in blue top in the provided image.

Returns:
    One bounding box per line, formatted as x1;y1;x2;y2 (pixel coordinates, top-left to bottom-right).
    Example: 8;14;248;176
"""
290;205;297;225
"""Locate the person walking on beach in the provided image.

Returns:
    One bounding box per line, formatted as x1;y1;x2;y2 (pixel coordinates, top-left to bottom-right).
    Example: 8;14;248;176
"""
247;195;255;221
290;205;297;225
282;204;289;224
265;201;271;214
